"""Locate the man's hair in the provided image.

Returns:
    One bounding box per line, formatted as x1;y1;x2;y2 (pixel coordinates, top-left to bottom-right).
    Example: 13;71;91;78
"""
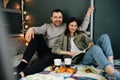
50;9;63;17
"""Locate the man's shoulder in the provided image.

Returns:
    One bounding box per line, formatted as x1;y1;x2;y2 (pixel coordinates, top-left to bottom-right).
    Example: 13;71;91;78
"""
41;23;54;28
61;23;66;26
43;23;51;26
42;23;66;29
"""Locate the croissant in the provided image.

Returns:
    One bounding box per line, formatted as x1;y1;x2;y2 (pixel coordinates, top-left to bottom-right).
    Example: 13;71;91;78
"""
56;66;67;73
56;66;76;74
66;68;76;74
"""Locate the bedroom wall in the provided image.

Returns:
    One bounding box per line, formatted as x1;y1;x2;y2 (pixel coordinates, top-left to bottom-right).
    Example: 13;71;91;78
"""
1;0;22;34
5;0;120;58
25;0;120;58
94;0;120;59
25;0;90;27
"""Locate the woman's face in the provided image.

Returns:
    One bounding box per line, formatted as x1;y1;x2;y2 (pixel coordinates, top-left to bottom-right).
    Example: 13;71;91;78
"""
68;21;78;34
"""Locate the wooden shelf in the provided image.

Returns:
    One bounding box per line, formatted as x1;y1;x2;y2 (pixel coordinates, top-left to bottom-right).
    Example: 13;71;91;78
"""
0;8;22;14
8;33;23;38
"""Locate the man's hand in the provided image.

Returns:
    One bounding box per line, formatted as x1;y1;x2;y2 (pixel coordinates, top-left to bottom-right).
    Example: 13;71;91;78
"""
86;7;94;16
25;28;34;42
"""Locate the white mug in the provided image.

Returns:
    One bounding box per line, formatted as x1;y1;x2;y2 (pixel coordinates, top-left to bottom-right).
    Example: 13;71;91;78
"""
54;59;61;67
64;58;72;68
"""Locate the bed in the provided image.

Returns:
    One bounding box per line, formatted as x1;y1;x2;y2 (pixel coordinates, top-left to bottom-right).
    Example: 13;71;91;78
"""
20;65;107;80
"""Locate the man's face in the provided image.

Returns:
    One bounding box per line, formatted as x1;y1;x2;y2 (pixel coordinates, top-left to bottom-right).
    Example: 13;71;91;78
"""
51;12;63;26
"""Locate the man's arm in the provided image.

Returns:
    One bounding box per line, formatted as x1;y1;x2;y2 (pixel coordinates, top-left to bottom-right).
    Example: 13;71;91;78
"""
25;28;34;42
25;23;48;42
79;7;94;31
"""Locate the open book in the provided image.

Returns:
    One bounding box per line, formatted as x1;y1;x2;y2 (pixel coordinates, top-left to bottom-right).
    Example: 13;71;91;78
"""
72;52;85;64
72;49;86;59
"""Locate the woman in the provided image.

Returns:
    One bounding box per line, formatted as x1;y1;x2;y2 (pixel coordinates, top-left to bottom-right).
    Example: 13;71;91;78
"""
52;17;120;79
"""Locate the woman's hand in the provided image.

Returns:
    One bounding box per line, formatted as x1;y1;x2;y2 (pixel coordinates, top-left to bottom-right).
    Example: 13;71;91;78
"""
67;52;78;57
88;42;94;48
60;51;78;57
25;28;34;42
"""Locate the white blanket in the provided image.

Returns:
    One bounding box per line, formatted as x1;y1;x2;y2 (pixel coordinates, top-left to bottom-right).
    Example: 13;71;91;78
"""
21;65;106;80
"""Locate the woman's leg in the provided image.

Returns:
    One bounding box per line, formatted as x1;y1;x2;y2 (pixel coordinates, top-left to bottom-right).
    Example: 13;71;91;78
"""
16;34;49;72
96;34;113;63
80;45;120;80
81;45;111;68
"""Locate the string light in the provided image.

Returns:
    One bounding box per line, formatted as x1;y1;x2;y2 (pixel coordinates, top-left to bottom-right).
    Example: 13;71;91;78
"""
25;0;31;3
15;3;20;10
19;34;24;37
24;11;27;15
24;24;29;29
25;15;31;20
25;42;29;46
20;0;30;46
19;33;29;46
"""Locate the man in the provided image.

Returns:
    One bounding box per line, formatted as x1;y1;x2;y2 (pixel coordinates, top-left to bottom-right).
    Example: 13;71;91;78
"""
16;7;94;78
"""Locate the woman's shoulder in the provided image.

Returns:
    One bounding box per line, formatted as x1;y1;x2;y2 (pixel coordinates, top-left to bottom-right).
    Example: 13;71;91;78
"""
60;32;68;36
76;32;89;38
77;31;87;35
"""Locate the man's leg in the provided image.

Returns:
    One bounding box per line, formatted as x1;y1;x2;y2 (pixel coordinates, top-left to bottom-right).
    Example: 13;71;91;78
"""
16;34;49;72
23;34;49;62
19;53;63;78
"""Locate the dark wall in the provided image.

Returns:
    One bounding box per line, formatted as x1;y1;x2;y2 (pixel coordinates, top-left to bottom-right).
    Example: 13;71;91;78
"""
25;0;90;26
4;13;22;34
1;0;22;34
25;0;120;58
94;0;120;59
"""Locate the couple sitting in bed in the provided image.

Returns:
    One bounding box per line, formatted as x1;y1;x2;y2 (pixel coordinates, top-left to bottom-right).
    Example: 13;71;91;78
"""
16;10;120;80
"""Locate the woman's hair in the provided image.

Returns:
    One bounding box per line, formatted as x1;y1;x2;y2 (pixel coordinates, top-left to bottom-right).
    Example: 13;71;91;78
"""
64;17;80;36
